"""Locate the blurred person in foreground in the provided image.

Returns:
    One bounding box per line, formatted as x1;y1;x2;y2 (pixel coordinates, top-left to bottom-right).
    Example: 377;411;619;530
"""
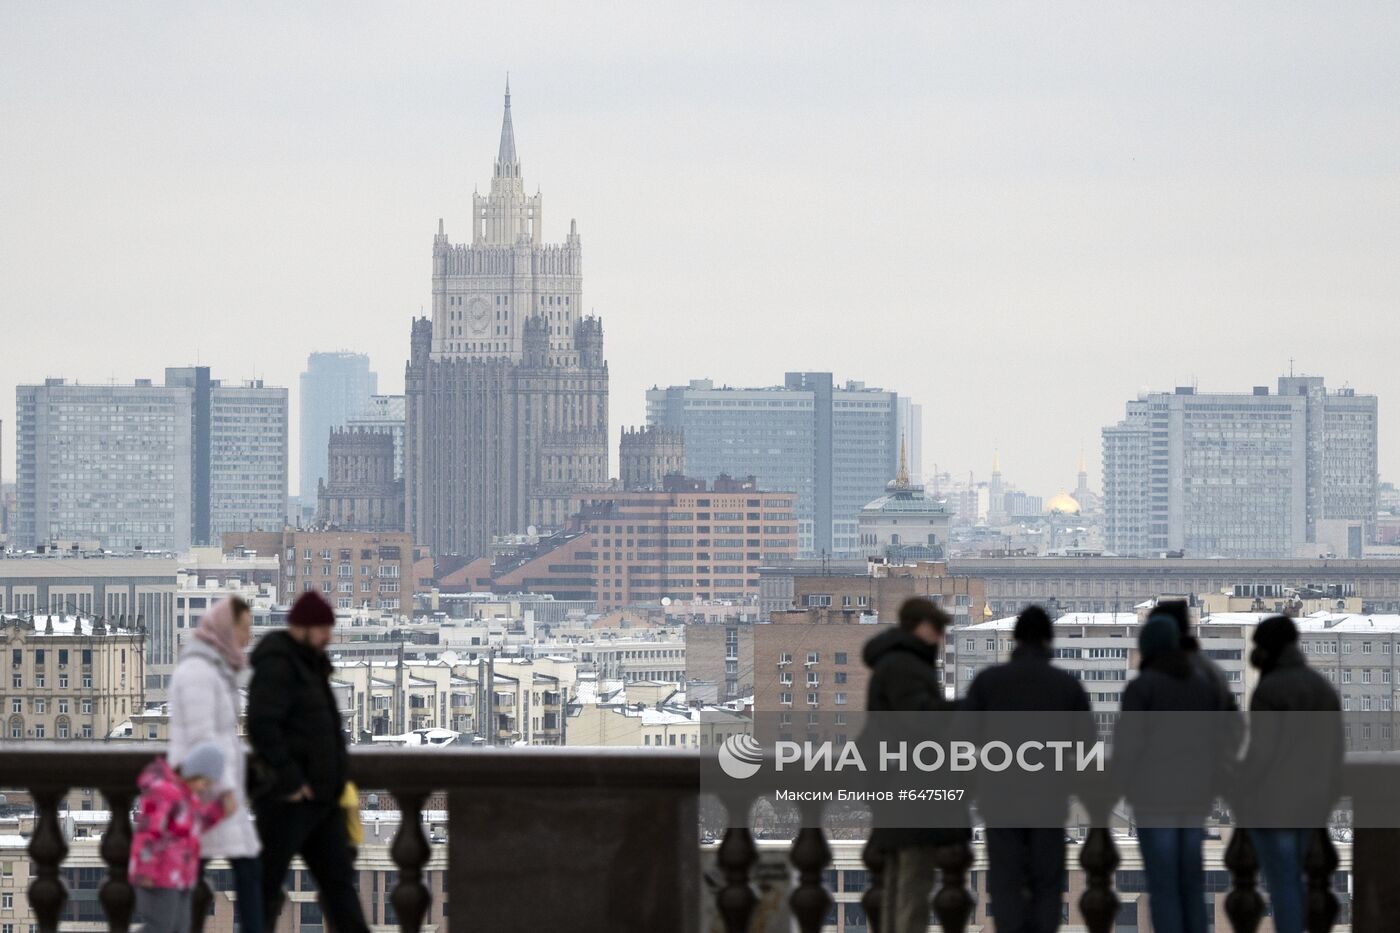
168;595;263;933
1113;613;1240;933
1236;616;1342;933
248;592;368;933
962;605;1091;933
863;597;965;933
130;742;234;933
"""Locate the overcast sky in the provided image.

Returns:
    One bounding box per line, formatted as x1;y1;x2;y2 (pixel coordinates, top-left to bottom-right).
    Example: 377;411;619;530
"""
3;3;1398;499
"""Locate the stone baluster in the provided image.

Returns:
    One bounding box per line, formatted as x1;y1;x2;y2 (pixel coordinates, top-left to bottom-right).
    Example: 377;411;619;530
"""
1078;828;1120;933
389;788;432;933
932;841;974;933
1304;829;1339;933
28;786;70;933
1077;771;1120;933
716;800;758;933
788;802;831;933
860;838;885;933
98;786;136;933
1224;829;1265;933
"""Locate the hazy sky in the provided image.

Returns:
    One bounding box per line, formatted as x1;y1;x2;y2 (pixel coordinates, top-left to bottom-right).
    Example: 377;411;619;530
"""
3;3;1398;499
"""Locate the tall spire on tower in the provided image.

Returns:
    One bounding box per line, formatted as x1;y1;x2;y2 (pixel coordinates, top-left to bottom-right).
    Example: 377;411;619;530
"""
895;435;910;488
497;75;518;168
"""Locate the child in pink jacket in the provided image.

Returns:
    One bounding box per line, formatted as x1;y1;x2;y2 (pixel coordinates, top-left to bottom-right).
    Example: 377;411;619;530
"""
130;742;235;933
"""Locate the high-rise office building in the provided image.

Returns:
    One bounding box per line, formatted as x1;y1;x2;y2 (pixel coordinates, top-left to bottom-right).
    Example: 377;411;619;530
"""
17;379;194;552
299;352;378;502
646;373;906;556
16;371;288;553
1102;375;1378;558
165;367;288;543
406;83;609;557
896;398;924;482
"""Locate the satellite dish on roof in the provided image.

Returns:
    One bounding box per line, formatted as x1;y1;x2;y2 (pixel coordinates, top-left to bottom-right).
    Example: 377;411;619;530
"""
661;597;672;606
527;525;538;536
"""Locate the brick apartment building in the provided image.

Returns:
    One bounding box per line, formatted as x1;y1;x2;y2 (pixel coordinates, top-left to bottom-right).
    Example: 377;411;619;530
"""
223;530;418;614
752;608;892;714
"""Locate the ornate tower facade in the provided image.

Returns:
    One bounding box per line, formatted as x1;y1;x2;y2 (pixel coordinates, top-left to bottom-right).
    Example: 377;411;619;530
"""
620;425;685;491
406;84;609;557
316;427;404;532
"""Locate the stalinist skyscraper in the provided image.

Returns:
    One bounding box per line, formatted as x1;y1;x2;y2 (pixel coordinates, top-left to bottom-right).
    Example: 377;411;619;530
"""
405;82;609;557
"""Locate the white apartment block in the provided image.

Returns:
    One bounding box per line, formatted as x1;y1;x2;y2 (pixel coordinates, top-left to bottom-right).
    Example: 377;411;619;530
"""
1102;375;1377;559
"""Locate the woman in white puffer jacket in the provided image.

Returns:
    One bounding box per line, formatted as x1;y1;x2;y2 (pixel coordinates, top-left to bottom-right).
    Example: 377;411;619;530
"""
167;597;262;933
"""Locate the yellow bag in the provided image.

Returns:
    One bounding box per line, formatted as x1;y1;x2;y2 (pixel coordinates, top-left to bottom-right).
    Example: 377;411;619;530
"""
341;781;364;847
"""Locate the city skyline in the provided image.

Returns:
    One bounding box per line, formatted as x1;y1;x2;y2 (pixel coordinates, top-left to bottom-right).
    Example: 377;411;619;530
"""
3;4;1398;499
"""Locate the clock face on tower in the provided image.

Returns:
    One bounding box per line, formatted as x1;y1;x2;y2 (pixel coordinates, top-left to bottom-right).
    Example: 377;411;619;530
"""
467;297;490;335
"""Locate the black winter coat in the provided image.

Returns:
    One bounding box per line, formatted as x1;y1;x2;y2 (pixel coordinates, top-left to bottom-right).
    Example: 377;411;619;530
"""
861;628;967;849
1113;653;1242;824
961;645;1095;826
248;630;349;802
864;627;948;712
1236;645;1343;827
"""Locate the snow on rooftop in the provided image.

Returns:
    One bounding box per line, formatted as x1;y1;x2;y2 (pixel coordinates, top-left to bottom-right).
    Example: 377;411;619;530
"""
1;614;139;636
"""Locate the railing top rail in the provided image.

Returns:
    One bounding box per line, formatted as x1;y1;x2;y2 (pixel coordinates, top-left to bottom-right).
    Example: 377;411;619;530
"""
0;742;702;792
2;742;1398;798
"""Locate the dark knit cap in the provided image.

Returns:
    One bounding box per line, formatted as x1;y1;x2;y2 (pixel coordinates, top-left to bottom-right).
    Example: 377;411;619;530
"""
289;591;336;628
1139;615;1181;665
1154;599;1192;637
1014;605;1054;643
1253;615;1298;654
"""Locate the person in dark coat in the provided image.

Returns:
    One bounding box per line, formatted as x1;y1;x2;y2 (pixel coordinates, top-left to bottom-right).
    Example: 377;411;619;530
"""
248;592;368;933
961;605;1092;933
1153;599;1243;711
863;597;962;933
1114;614;1241;933
1237;616;1342;933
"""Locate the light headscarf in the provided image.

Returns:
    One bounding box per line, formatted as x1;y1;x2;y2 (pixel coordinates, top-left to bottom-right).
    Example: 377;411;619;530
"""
194;597;248;672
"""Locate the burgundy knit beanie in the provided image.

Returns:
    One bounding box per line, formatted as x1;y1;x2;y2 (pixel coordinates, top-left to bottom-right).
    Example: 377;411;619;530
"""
289;591;336;628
